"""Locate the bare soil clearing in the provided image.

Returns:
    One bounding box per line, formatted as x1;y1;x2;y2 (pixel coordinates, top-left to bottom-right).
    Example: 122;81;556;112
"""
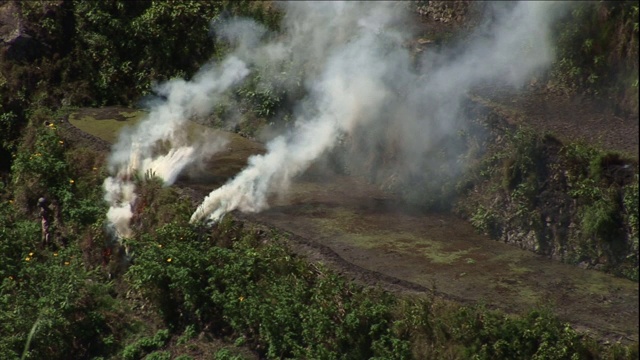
64;106;639;345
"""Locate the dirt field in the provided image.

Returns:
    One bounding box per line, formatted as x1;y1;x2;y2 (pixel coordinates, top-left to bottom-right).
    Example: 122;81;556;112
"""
471;85;639;159
63;105;639;345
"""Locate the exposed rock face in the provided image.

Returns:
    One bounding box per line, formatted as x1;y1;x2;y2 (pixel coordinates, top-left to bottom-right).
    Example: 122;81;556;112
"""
0;1;39;61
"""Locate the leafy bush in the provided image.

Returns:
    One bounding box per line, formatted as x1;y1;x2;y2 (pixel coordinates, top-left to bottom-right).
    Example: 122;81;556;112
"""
581;191;622;243
446;306;594;360
0;241;127;359
121;329;170;360
126;220;412;359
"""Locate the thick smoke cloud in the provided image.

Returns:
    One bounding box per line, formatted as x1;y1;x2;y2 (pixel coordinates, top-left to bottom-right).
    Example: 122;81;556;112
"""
189;1;569;223
103;56;249;239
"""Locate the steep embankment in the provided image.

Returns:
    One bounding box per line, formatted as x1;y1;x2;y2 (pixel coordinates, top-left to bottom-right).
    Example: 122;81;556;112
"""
61;106;639;344
455;95;638;281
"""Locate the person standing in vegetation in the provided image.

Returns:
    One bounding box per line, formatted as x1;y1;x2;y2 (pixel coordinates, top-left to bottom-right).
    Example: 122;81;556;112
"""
38;197;51;247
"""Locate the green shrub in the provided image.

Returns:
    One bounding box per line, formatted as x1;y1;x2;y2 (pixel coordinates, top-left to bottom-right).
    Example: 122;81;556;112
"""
122;329;170;360
581;192;623;243
213;348;246;360
0;242;126;359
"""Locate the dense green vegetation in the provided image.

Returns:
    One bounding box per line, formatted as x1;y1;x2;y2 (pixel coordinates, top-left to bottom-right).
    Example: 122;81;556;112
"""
1;126;637;358
1;1;638;358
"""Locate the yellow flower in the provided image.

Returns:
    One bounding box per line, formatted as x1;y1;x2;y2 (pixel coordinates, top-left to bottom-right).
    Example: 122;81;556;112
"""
92;167;98;171
8;200;13;204
8;276;13;280
25;257;30;261
167;258;172;263
239;296;245;302
59;140;64;144
53;253;58;257
158;244;163;248
28;252;34;256
64;261;70;266
69;179;75;184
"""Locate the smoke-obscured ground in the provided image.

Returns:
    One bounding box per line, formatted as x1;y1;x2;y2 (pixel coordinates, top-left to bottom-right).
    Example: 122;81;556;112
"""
66;105;638;344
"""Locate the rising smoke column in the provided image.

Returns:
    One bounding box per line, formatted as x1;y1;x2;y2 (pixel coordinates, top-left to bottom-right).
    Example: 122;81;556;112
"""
191;2;405;222
103;56;249;239
190;1;570;224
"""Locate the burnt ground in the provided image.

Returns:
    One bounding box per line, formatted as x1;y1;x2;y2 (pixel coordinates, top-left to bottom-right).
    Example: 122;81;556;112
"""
62;104;639;345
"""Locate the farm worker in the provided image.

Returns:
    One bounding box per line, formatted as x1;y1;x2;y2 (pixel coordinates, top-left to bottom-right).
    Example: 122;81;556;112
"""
38;197;51;247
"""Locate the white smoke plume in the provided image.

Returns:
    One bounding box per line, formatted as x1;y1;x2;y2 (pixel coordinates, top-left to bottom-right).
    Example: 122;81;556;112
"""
190;1;571;223
103;56;250;239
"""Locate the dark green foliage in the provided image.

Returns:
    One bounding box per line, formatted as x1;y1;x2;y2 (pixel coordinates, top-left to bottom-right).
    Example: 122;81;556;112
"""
551;1;639;116
0;236;127;359
501;128;545;195
65;1;224;105
0;110;19;170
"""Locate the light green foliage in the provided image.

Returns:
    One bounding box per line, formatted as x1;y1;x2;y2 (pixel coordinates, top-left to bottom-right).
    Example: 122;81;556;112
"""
126;220;412;359
121;329;170;360
580;190;621;241
448;307;591;360
11;122;106;227
470;205;499;237
563;144;634;267
12;125;70;200
213;348;246;360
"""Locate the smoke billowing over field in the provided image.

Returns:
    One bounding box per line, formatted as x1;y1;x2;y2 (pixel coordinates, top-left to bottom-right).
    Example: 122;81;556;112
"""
103;1;571;234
